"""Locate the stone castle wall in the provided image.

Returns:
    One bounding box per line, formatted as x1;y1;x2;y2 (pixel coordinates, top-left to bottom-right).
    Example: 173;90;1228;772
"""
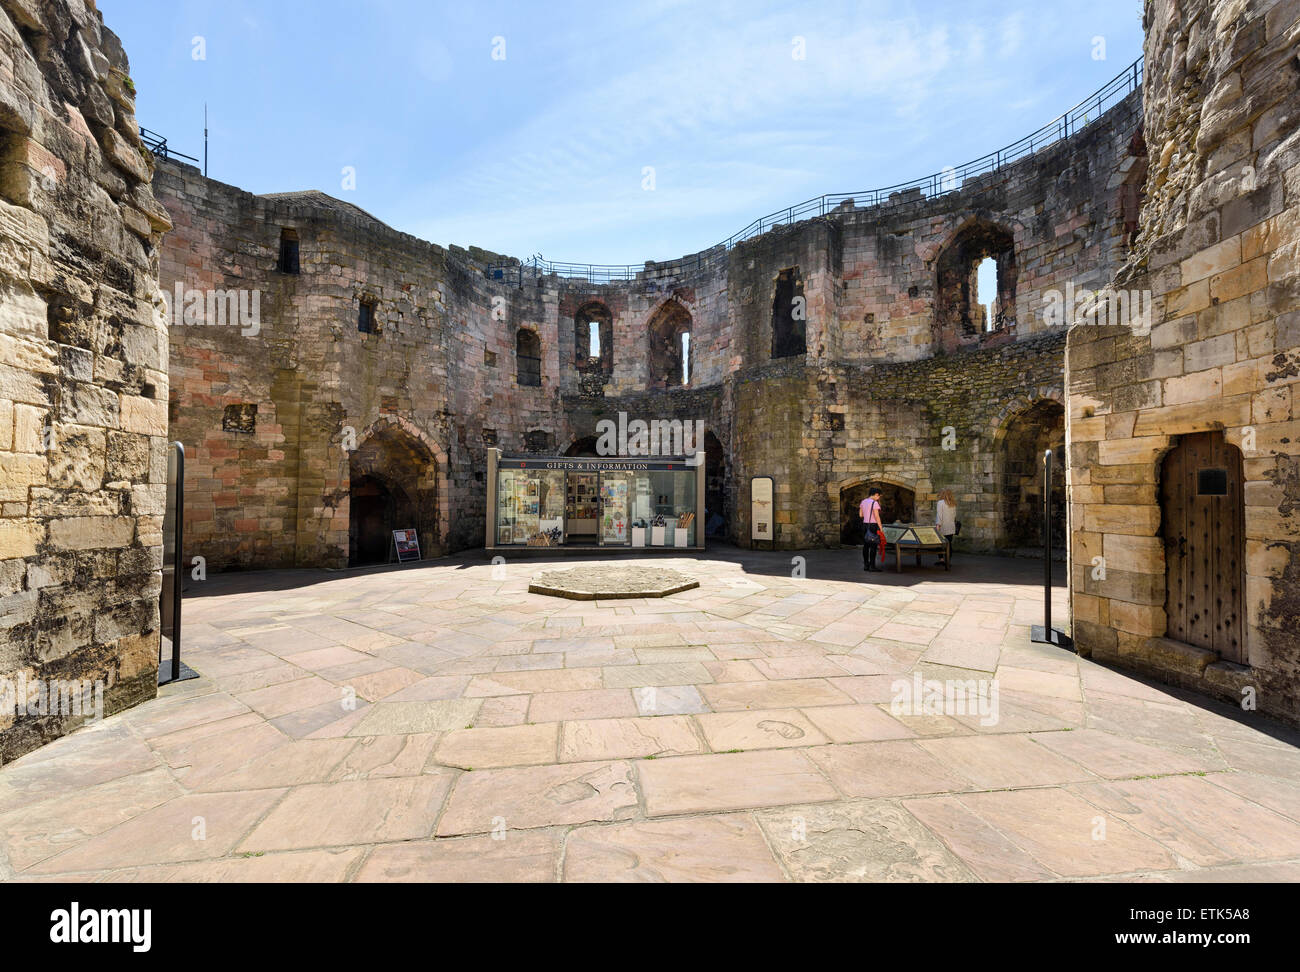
1066;0;1300;722
0;0;171;762
156;84;1140;569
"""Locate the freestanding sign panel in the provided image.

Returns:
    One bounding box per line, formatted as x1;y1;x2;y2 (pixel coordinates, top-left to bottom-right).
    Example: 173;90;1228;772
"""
751;477;774;542
392;529;422;563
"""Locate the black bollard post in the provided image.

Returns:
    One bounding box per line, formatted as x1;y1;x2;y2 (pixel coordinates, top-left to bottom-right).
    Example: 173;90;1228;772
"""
1032;447;1074;650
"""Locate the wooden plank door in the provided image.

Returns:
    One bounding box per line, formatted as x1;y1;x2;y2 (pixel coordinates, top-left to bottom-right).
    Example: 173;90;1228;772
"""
1160;431;1245;662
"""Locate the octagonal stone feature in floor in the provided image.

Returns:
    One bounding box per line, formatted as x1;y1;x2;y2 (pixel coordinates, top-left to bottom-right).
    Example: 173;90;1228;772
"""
528;566;700;600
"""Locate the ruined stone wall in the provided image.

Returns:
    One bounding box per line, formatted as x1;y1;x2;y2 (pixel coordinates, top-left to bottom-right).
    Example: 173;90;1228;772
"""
157;64;1139;570
1065;0;1300;722
0;0;171;762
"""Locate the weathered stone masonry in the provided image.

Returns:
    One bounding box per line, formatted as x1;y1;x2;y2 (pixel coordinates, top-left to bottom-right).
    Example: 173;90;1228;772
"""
0;0;171;762
155;85;1141;572
1066;0;1300;724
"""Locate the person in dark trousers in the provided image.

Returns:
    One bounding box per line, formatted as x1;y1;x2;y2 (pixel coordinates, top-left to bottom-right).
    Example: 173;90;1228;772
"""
860;487;884;572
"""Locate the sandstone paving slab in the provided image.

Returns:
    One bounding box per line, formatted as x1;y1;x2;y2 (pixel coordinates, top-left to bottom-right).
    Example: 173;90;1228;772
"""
357;831;561;882
804;741;970;798
918;734;1097;789
902;796;1058;882
603;662;713;688
464;668;604;697
235;676;345;720
993;666;1082;701
701;660;764;683
947;788;1179;877
281;645;374;671
1080;662;1184;703
559;716;701;762
1031;728;1227;779
240;773;455;852
0;767;183;873
639;750;837;816
286;700;373;739
436;761;638;836
696;708;829;751
0;723;160;813
634;684;709;716
122;691;253;740
823;674;910;704
801;704;918;743
435;724;559;769
1082;691;1216;752
754;800;978;883
473;695;531;727
564;814;786;882
348;699;482;736
1070;774;1300;866
212;663;311;696
26;789;288;875
750;656;853;680
152;720;289;790
329;734;440;781
195;738;360;792
341;666;427;703
528;689;637;723
1130;860;1300;883
384;674;474;702
1214;735;1300;781
952;689;1085;734
1205;771;1300;821
919;639;1002;673
701;677;853;711
72;848;364;883
495;653;566;672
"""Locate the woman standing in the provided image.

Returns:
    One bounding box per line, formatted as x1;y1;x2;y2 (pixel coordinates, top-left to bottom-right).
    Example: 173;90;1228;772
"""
860;487;884;572
935;488;958;566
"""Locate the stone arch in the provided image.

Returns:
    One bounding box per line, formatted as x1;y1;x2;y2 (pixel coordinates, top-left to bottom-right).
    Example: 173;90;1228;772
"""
993;397;1066;553
646;297;693;389
933;217;1019;350
836;476;917;544
349;416;448;564
564;435;601;458
574;300;613;376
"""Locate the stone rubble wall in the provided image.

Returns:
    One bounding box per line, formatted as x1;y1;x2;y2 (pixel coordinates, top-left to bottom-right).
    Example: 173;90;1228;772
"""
0;0;171;762
1066;0;1300;722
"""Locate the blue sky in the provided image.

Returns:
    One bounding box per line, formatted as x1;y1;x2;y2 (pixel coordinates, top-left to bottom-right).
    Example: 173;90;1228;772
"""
102;0;1144;266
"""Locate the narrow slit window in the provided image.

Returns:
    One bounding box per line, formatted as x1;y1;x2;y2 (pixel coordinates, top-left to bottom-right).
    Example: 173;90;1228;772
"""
359;298;377;334
278;228;300;274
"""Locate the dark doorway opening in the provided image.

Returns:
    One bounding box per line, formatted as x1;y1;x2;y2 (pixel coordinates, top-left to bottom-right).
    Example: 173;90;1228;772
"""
999;400;1065;553
839;482;916;544
349;476;403;565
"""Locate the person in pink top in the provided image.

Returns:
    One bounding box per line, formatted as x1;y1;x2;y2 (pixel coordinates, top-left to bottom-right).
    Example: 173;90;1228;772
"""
860;487;884;572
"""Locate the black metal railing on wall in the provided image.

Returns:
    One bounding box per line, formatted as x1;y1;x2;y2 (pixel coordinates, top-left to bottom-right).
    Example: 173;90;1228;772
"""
140;127;200;164
490;57;1143;285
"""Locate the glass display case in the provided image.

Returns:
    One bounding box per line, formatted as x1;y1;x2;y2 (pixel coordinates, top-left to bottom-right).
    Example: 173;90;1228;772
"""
488;451;704;550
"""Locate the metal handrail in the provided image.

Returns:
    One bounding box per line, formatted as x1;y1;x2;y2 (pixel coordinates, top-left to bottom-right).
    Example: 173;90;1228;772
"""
491;57;1142;284
140;127;200;164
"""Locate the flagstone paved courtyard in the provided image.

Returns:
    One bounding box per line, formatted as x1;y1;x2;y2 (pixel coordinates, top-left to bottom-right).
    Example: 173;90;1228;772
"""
4;547;1300;883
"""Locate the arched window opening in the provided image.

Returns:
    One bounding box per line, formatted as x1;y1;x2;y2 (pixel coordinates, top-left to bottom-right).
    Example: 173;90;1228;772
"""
935;222;1016;347
574;302;613;376
647;300;692;390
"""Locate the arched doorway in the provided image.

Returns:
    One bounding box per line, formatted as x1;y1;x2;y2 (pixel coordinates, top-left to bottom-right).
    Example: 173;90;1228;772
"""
348;425;438;566
998;400;1065;553
564;436;600;458
839;482;916;544
1160;431;1245;662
